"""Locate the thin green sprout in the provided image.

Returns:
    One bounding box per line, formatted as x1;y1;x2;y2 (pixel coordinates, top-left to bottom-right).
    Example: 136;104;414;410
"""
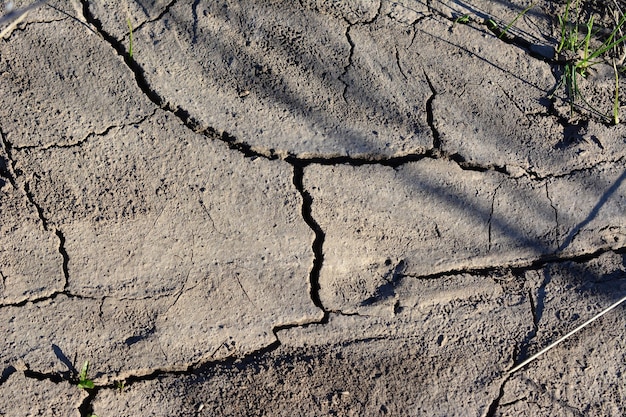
499;3;535;39
127;17;134;58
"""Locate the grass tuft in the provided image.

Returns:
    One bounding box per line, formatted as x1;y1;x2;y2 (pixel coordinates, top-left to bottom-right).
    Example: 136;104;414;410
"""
552;0;626;123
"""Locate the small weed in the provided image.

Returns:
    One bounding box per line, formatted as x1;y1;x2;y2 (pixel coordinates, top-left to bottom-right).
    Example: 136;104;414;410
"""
453;14;470;25
499;3;535;39
77;360;95;390
115;380;126;393
484;3;535;39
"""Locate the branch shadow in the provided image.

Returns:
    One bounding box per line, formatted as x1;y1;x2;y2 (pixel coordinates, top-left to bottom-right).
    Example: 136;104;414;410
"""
84;0;626;311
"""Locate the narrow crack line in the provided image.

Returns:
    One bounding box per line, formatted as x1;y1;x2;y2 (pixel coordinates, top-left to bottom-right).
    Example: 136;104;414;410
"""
234;272;257;309
487;181;504;252
13;108;158;152
339;23;355;103
528;289;539;333
525;156;626;181
198;197;227;238
55;229;70;291
403;244;623;282
0;126;18;188
395;46;408;80
43;2;97;36
21;179;71;291
162;235;196;316
131;0;180;34
483;374;512;417
514;288;540;367
545;182;560;249
421;70;441;150
498;84;532;121
0;17;67;39
23;180;49;230
367;0;383;24
0;270;6;296
500;396;529;408
407;16;428;50
291;163;328;320
1;291;100;308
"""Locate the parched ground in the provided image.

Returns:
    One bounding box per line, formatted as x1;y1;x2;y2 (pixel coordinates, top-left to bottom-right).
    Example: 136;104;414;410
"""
1;0;626;416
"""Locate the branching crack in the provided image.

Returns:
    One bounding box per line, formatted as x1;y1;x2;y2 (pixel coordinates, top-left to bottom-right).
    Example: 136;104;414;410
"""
78;0;280;163
74;0;582;182
131;0;181;34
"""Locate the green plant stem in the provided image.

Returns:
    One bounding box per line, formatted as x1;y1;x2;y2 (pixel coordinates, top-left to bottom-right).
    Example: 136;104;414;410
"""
499;3;535;39
127;17;134;58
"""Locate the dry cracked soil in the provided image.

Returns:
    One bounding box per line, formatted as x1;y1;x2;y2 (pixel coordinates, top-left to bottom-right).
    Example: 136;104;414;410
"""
1;0;626;416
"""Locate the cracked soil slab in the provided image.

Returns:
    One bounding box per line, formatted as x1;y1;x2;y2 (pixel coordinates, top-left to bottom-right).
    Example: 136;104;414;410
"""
305;159;626;312
3;108;321;379
1;0;626;415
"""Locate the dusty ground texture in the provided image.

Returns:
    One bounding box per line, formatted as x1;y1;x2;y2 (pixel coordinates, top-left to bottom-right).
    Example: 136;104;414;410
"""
1;0;626;415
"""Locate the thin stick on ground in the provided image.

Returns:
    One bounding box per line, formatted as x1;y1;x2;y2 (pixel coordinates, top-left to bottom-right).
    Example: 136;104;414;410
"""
508;294;626;374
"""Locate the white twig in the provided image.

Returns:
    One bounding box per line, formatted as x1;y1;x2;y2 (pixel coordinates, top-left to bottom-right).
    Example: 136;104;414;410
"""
508;294;626;374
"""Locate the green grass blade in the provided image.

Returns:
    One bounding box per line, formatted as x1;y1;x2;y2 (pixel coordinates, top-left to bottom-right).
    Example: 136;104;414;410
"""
127;18;134;58
498;3;535;39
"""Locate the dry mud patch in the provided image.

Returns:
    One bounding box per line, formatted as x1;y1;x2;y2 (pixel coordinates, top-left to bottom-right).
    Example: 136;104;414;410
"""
1;0;626;416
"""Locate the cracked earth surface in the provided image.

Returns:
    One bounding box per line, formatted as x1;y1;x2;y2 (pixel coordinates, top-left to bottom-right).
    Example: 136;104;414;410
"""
1;0;626;415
